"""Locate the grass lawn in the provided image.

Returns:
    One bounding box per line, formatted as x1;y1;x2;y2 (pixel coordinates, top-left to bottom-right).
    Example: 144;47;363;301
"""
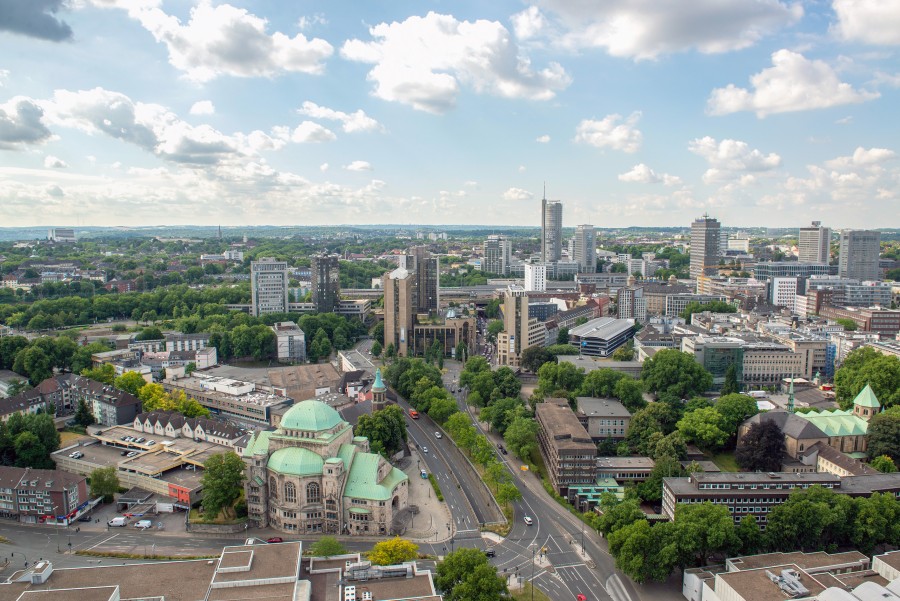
710;452;740;472
60;430;87;446
510;582;551;601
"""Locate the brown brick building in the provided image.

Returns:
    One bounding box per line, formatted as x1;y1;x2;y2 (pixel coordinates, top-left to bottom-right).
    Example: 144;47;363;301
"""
535;399;597;496
0;466;88;525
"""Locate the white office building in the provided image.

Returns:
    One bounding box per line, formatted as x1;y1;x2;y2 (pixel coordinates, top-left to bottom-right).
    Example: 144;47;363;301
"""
524;263;547;292
799;221;831;263
251;258;290;316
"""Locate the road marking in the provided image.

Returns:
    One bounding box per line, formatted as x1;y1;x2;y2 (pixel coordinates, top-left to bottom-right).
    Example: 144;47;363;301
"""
554;562;587;569
86;534;119;551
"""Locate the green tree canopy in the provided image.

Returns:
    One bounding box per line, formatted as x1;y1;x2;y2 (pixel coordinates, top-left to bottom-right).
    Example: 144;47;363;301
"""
369;538;418;566
503;414;538;460
309;536;348;557
870;455;898;473
90;466;120;502
114;371;147;396
641;349;713;400
835;347;900;409
680;301;736;322
867;412;900;460
435;547;509;601
355;405;408;457
200;452;245;519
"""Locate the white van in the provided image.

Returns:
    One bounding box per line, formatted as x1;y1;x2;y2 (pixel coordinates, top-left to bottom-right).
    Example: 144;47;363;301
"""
107;516;127;527
134;519;153;530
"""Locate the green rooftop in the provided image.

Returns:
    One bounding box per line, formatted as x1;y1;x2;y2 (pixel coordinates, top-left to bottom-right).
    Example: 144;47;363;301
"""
797;409;868;437
853;384;881;409
279;399;345;432
243;430;273;458
343;451;408;501
268;447;325;477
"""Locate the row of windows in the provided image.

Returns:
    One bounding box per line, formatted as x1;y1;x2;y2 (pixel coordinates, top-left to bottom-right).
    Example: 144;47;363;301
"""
697;482;834;491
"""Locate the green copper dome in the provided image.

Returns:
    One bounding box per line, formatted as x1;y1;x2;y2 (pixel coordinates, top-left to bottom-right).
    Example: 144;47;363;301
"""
373;368;385;391
268;447;324;476
280;399;344;432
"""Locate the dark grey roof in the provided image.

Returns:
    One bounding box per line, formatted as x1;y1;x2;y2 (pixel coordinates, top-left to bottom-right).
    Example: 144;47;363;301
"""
743;410;827;440
576;397;631;418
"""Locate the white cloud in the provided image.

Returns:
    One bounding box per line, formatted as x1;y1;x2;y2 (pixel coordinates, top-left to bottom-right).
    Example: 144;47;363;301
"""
528;0;802;59
0;70;9;86
835;116;853;125
824;146;896;169
46;185;65;197
43;155;68;168
707;50;879;117
344;161;372;171
290;121;336;143
190;100;215;115
502;187;533;200
0;96;53;149
116;1;333;82
574;112;642;153
688;136;781;184
340;12;570;113
518;165;526;172
536;134;550;143
511;6;547;40
832;0;900;45
618;163;681;185
297;101;382;133
319;163;329;172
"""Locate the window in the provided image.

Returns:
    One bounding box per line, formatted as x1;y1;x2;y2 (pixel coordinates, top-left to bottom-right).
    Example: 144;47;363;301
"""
307;482;321;504
284;482;296;504
269;477;278;501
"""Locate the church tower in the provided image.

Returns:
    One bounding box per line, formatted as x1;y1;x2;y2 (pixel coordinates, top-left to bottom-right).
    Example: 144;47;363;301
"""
852;384;881;422
372;368;387;411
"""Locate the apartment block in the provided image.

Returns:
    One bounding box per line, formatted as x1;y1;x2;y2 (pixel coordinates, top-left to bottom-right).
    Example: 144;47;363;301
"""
535;399;597;496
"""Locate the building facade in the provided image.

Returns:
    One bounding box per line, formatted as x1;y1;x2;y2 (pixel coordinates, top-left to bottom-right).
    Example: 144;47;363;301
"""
799;221;831;263
541;197;563;263
535;399;597;496
0;466;87;524
272;321;306;362
243;400;409;535
838;229;881;281
568;317;635;357
524;263;547;292
251;258;290;317
573;225;597;273
690;216;721;280
497;286;546;368
382;267;415;357
483;235;511;276
311;253;341;314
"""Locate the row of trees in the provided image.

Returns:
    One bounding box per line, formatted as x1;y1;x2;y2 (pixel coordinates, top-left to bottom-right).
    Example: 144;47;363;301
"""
0;334;113;385
834;347;900;410
535;361;647;413
594;485;900;583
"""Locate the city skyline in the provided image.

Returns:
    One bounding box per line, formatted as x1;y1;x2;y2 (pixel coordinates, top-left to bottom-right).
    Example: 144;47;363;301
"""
1;1;899;228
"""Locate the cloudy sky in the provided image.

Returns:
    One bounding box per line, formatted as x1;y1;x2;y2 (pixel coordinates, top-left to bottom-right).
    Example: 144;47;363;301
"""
0;0;898;229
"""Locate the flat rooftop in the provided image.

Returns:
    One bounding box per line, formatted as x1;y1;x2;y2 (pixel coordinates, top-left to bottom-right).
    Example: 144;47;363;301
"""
576;396;631;418
535;401;594;450
597;456;655;470
730;551;869;572
717;564;826;601
569;316;634;340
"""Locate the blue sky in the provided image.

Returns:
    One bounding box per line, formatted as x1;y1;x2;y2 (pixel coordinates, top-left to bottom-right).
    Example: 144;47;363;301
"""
0;0;898;229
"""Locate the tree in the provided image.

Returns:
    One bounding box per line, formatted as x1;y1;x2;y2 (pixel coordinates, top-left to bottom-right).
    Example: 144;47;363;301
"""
504;414;538;460
13;346;53;385
673;502;739;566
14;431;50;468
870;455;898;473
496;481;522;507
680;301;736;322
596;494;645;536
81;364;116;386
486;320;504;342
641;349;713;400
480;397;523;435
135;326;163;341
6;379;31;397
867;412;900;460
90;466;120;502
612;342;635;362
200;452;245;519
114;371;147;396
735;421;786;472
369;537;419;566
714;393;759;439
677;407;730;451
428;396;459;424
721;363;739;395
436;547;509;601
639;454;682;502
356;405;408;457
608;519;678;583
836;317;858;331
834;347;900;409
736;515;763;556
625;402;678;455
536;361;585;399
556;326;570;345
309;536;347;558
371;340;382;357
765;486;855;552
74;399;95;427
614;378;647;413
580;368;627;398
520;346;553;373
545;344;580;356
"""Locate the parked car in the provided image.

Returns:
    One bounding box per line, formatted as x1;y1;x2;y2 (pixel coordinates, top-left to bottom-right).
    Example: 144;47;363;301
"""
77;514;92;522
420;470;428;479
120;450;128;456
267;537;283;543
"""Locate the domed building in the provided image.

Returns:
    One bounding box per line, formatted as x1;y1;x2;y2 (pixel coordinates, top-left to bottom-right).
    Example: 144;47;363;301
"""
243;399;408;535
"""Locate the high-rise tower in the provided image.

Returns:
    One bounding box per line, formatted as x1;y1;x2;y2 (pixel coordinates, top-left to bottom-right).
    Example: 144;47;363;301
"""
690;215;721;280
541;195;563;263
838;230;880;281
250;258;289;316
311;253;341;313
573;224;596;273
798;221;831;263
483;235;511;276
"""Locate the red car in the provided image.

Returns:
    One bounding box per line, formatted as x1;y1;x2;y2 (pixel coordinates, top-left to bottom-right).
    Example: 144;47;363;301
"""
576;595;587;601
266;537;283;543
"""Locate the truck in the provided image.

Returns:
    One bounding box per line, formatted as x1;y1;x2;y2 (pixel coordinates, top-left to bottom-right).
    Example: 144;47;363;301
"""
107;516;127;527
409;410;419;419
134;519;153;530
